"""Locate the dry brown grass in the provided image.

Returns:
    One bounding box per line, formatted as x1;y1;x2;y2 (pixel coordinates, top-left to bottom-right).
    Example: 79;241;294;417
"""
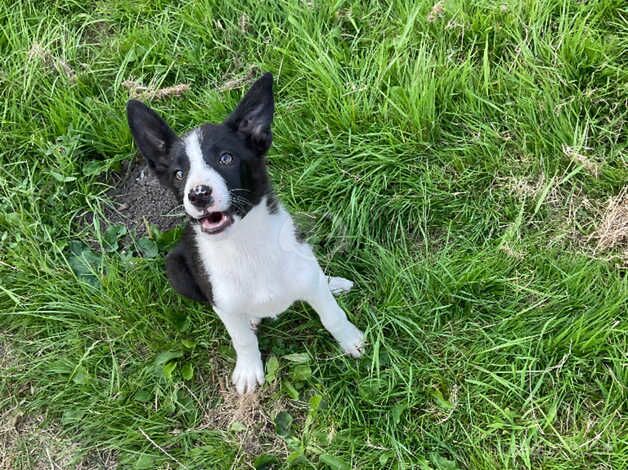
0;412;79;470
218;66;260;93
493;174;627;265
562;145;600;178
496;174;546;200
239;14;250;33
0;337;16;371
590;186;628;263
0;337;118;469
28;43;77;82
197;368;289;458
122;80;190;101
0;337;71;469
427;2;445;22
0;413;117;469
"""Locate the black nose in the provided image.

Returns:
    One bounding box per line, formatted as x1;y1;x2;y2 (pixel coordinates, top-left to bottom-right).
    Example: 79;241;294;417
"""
188;185;213;208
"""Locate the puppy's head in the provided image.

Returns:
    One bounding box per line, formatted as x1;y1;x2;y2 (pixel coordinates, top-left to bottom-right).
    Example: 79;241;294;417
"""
126;73;274;236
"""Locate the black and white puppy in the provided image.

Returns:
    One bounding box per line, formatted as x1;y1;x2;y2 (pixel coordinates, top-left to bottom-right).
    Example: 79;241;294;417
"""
126;73;364;394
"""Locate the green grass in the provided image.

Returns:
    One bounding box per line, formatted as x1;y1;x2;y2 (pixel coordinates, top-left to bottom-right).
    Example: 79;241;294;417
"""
1;0;626;468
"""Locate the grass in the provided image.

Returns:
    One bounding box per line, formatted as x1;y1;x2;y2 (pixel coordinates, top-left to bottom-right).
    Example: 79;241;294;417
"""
0;0;626;468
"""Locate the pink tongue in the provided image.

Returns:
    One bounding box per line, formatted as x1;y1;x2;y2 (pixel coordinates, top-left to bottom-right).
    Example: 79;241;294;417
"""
201;213;224;231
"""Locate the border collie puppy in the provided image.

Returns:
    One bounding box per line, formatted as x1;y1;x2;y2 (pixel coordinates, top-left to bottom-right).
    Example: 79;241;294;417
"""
126;73;364;394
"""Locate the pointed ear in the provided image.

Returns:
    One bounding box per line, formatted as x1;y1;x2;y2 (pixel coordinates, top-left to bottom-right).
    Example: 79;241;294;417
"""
126;100;178;175
224;72;274;154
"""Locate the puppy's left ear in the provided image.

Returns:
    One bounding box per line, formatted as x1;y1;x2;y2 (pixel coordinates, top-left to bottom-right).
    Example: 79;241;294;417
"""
225;72;274;154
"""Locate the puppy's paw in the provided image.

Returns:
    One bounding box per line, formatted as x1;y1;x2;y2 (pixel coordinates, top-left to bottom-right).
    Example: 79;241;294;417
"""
232;357;265;394
328;276;354;295
337;322;365;358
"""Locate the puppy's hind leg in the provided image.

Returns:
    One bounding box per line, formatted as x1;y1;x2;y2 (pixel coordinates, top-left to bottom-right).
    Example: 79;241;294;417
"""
307;271;364;357
327;276;354;296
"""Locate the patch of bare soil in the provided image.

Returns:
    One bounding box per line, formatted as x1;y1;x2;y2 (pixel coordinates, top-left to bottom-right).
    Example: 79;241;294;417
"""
104;158;184;237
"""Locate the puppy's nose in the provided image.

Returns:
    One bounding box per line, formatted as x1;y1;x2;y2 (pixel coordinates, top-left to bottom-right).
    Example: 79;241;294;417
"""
188;185;213;208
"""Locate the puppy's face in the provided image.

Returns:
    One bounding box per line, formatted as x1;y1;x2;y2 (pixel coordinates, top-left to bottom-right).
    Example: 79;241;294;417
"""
126;73;274;236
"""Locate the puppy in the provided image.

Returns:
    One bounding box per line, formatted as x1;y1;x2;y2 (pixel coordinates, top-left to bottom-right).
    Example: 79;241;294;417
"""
126;73;364;394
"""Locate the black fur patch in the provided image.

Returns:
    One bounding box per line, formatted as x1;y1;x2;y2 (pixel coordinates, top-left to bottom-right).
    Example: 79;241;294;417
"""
294;224;307;243
165;225;214;304
266;191;279;214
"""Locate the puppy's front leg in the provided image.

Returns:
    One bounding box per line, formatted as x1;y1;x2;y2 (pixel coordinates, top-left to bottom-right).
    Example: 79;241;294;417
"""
306;271;365;357
215;310;264;394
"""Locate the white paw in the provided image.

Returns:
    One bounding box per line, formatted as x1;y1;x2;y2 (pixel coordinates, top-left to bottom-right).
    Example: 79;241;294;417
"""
232;357;265;394
336;322;365;358
328;276;354;295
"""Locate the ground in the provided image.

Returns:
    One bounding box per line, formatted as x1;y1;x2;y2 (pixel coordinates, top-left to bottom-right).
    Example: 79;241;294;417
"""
0;1;626;469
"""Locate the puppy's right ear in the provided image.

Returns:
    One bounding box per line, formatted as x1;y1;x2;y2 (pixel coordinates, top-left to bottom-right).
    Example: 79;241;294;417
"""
126;100;178;175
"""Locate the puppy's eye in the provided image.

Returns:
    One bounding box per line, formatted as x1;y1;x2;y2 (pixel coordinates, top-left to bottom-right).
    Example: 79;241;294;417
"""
175;170;184;180
219;152;233;165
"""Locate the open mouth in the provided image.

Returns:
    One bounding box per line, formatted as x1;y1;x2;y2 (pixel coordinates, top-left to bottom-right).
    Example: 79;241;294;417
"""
195;211;234;234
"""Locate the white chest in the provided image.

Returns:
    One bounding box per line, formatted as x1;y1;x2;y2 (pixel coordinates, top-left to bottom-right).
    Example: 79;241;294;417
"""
194;203;317;317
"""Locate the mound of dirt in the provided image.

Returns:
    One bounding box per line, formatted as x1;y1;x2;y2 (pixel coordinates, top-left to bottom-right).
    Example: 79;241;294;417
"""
104;158;184;236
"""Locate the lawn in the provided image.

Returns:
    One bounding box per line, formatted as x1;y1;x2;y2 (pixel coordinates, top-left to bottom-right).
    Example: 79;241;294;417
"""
1;0;626;468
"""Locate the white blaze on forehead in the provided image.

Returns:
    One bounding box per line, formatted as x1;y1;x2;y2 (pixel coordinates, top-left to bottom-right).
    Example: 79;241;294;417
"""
183;129;230;217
